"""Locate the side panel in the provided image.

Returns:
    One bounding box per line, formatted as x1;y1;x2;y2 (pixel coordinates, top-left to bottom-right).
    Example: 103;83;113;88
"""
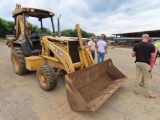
68;41;80;63
25;56;45;70
25;56;65;71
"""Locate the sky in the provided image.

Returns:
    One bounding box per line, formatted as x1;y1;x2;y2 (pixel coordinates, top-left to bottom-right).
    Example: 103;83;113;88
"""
0;0;160;36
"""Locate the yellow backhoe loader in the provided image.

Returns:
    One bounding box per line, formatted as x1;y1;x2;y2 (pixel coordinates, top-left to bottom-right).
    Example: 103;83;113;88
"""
6;4;127;112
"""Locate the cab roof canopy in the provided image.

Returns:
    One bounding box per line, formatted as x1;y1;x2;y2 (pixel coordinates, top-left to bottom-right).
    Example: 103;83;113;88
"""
12;7;55;18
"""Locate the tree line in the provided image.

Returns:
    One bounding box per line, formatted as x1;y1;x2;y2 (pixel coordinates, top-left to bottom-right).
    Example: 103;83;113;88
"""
0;17;109;39
0;18;14;38
0;17;52;38
61;29;95;38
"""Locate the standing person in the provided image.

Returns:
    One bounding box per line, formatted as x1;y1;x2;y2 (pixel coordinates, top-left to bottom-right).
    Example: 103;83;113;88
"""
97;35;107;63
155;40;160;64
88;36;96;60
139;38;155;86
132;34;156;98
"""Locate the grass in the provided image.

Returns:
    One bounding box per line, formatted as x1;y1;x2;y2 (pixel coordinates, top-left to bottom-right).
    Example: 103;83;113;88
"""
0;38;5;42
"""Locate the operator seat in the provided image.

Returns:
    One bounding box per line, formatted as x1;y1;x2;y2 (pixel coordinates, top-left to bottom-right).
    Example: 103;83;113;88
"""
29;31;41;49
30;31;40;41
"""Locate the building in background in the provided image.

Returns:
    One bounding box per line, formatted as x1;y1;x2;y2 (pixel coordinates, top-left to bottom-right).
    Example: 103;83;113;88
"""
112;30;160;47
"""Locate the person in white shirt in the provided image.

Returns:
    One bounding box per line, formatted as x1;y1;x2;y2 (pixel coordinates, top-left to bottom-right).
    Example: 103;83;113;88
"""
88;36;96;60
96;35;107;63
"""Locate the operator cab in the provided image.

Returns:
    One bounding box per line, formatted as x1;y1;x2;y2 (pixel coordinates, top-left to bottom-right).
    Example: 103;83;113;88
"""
12;4;56;56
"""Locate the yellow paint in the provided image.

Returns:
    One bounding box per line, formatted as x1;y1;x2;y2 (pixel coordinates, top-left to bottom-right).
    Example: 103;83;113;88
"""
25;56;45;71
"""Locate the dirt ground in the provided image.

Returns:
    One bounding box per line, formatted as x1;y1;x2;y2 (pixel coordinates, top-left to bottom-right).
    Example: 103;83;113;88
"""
0;42;160;120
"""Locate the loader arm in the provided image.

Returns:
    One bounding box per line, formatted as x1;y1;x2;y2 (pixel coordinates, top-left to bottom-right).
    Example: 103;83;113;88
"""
75;24;94;68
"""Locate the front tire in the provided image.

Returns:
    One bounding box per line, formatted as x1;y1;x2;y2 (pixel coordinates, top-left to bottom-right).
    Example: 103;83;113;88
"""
11;47;29;75
37;65;57;91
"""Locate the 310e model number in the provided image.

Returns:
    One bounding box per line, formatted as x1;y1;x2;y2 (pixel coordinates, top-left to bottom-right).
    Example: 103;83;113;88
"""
55;49;63;56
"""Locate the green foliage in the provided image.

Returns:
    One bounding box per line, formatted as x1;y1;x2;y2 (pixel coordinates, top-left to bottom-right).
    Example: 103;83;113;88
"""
0;17;96;39
0;18;14;38
37;28;52;35
28;22;39;31
101;34;107;40
88;32;95;38
0;38;4;42
0;17;53;38
61;30;71;37
61;29;95;38
28;22;52;35
96;34;109;40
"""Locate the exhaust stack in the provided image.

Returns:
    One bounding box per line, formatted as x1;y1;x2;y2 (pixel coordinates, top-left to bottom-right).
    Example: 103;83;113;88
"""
57;14;61;37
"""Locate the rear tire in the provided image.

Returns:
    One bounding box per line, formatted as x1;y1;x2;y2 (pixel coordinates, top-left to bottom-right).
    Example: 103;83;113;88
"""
11;47;29;75
37;65;57;91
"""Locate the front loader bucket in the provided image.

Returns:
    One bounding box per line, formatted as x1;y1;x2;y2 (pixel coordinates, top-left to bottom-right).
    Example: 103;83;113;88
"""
65;59;127;112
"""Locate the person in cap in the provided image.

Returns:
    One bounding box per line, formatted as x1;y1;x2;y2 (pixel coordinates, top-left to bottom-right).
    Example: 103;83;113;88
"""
96;35;107;63
132;34;156;98
88;36;96;60
139;38;156;86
